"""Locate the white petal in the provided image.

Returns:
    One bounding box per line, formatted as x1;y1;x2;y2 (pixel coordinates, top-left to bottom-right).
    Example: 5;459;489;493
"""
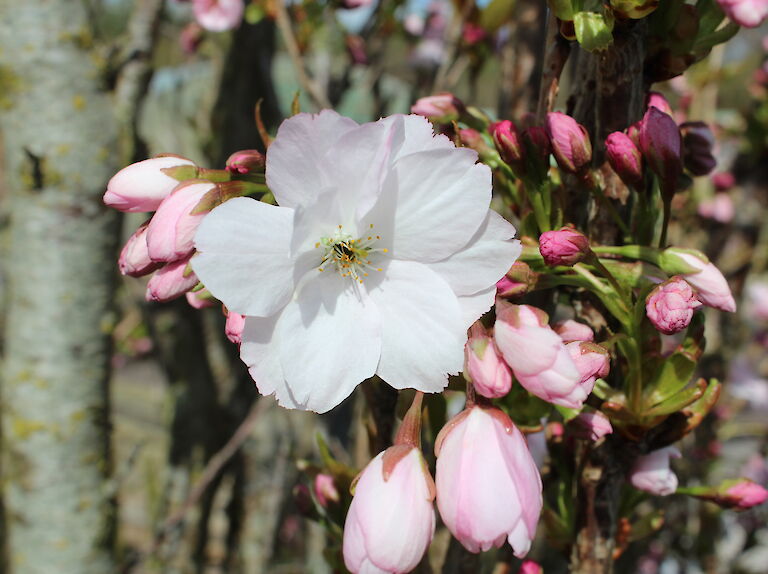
192;197;296;316
275;271;381;413
369;260;464;392
240;313;302;410
377;114;455;160
457;287;496;329
429;210;521;295
365;148;491;263
266;110;359;208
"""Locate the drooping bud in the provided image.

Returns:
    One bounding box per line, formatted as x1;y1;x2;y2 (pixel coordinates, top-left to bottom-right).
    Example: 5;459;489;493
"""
716;0;768;28
464;322;513;399
145;258;199;303
518;560;544;574
104;156;197;213
118;222;161;277
546;112;592;173
659;249;736;312
539;227;590;266
146;181;216;263
491;120;526;171
186;288;217;309
225;149;266;174
629;446;681;496
639;106;682;198
411;93;464;123
435;405;542;557
605;131;644;189
645;276;702;335
680;121;717;176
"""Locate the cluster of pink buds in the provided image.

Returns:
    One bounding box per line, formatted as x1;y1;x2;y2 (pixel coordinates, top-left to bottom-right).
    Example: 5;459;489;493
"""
716;0;768;28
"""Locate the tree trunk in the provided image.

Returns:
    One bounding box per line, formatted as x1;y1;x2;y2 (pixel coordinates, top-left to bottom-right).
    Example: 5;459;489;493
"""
0;2;120;572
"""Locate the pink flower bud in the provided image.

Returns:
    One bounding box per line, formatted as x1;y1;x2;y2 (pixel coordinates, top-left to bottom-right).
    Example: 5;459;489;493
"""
491;120;525;169
146;181;215;263
629;446;681;496
721;480;768;510
518;560;543;574
546;112;592;173
566;341;610;395
712;171;735;191
570;411;613;441
225;311;245;345
193;0;244;32
605;131;643;189
104;156;196;213
410;93;463;123
496;262;537;298
645;276;701;335
459;128;493;161
626;121;642;148
639;107;682;198
494;302;586;408
118;222;161;277
680;121;717;176
225;149;265;174
668;251;736;312
539;227;590;266
464;322;512;399
435;406;541;557
554;319;594;343
697;193;734;223
145;258;199;303
645;91;673;116
185;288;217;309
314;473;340;507
716;0;768;28
343;447;435;574
522;126;551;158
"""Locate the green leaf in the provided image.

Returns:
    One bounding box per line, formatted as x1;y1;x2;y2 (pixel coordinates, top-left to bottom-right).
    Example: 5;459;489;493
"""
574;11;614;52
647;351;697;405
645;379;706;417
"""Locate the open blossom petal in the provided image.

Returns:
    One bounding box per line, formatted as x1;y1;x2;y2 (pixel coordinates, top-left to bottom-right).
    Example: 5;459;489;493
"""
429;210;521;296
378;114;455;159
369;260;464;393
192;197;296;317
266;110;359;209
276;272;381;413
457;287;497;329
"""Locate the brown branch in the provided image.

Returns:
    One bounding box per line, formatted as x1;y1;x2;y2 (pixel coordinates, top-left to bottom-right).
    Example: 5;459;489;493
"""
535;10;570;124
273;0;332;109
432;0;474;92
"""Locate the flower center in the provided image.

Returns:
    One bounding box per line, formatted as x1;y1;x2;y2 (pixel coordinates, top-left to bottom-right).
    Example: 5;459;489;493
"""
315;224;388;284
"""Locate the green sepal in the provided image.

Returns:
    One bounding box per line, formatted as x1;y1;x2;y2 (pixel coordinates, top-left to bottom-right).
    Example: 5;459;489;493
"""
161;165;199;181
574;10;614;52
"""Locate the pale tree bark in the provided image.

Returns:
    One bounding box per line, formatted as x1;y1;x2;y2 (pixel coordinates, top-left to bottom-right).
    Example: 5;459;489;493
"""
0;2;121;572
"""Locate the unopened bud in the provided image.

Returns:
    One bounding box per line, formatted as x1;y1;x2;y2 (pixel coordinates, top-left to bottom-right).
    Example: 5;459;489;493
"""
639;106;682;198
411;93;464;123
225;149;266;174
546;112;592;173
645;91;673;116
680;121;717;176
605;131;643;189
491;120;526;171
539;227;590;266
645;276;701;335
497;261;537;297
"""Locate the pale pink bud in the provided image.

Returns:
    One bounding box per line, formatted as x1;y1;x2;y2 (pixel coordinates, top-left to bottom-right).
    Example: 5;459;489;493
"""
496;262;538;298
145;258;199;302
554;319;594;343
546;112;592;173
518;560;543;574
570;411;613;441
674;252;736;312
645;91;673;116
104;156;196;213
629;446;681;496
225;149;265;174
491;120;525;169
539;227;590;266
494;302;585;408
464;323;512;399
716;0;768;28
435;406;541;557
605;131;643;188
343;447;435;574
225;311;245;345
410;93;463;123
146;181;215;263
193;0;244;32
697;193;734;223
566;341;610;395
185;289;217;309
639;107;682;198
712;172;735;191
118;222;161;277
645;277;701;335
680;121;717;176
722;480;768;510
314;473;340;507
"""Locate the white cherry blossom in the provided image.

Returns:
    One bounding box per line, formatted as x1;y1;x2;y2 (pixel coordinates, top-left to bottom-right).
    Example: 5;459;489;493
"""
192;111;521;412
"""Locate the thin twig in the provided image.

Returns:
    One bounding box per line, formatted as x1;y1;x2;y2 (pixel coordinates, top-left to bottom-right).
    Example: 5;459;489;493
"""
535;9;569;123
273;0;332;109
432;0;474;92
